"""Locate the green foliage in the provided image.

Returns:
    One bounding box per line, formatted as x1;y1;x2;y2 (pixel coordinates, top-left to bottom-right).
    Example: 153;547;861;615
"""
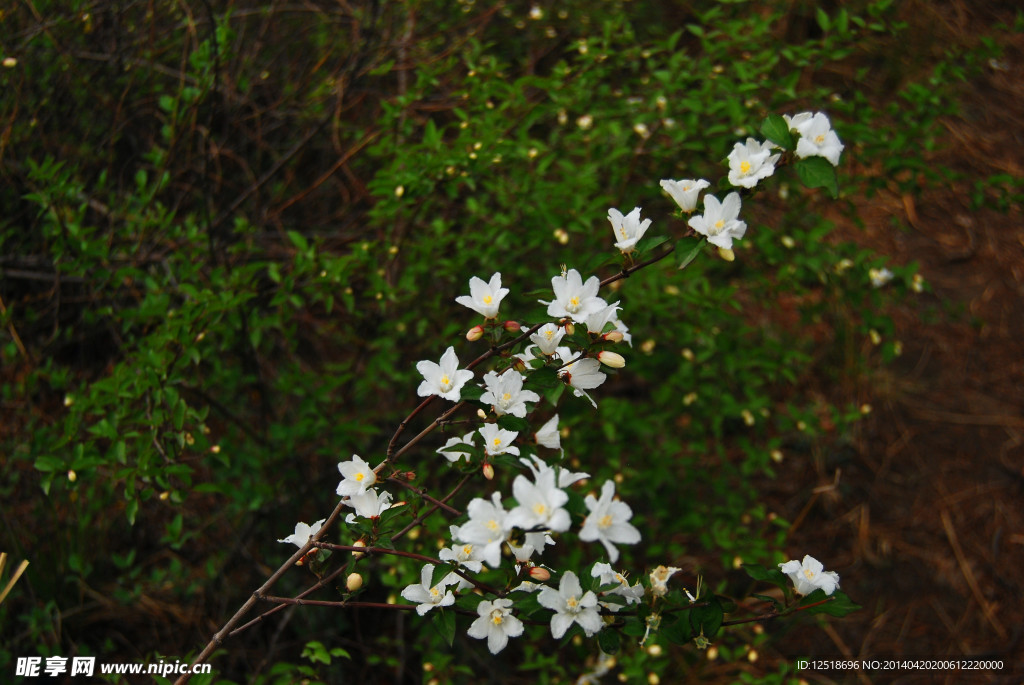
0;0;994;682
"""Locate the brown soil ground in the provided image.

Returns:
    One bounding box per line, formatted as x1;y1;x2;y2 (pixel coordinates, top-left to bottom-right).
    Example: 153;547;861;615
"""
757;5;1024;684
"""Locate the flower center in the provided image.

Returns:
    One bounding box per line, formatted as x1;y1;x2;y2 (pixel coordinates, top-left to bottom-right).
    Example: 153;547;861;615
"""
491;610;504;625
533;502;548;516
566;296;581;313
482;294;493;305
712;219;725;234
440;374;453;391
566;596;579;610
815;134;825;145
501;392;512;406
354;473;364;482
803;568;816;580
492;437;502;449
739;160;752;175
599;514;614;528
486;519;499;532
430;587;440;599
462;544;473;556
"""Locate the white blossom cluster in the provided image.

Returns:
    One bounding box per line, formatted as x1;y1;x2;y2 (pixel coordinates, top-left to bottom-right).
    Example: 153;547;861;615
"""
276;111;848;656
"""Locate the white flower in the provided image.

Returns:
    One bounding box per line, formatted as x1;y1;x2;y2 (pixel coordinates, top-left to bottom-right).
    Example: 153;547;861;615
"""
508;531;555;562
437;431;476;463
783;112;813;131
455;272;509;319
467;598;524;654
579;480;641;563
520;453;588;488
779;555;840;596
457;492;511;568
660;178;710;213
478;423;520;457
439;526;485;574
537;571;603;638
336;454;376;497
533;415;561;450
480;370;540;418
416;346;474;401
542;269;607;322
688;192;747;250
583;300;621;335
869;267;894;288
649;565;681;597
591;562;645;611
277;519;325;547
530;323;565;356
794;112;844;166
607;207;652;254
727;138;780;189
507;469;571;533
401;563;456;616
557;353;606;408
343;488;393;521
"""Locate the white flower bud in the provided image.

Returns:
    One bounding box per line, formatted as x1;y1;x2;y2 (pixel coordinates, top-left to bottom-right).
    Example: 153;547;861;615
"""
346;572;363;591
597;351;625;368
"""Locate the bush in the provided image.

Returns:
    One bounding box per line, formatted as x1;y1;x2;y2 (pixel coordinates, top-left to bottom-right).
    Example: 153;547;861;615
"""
1;1;976;682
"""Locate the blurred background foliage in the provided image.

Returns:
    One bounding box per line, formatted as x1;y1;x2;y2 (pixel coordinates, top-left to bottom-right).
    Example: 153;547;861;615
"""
1;0;1013;682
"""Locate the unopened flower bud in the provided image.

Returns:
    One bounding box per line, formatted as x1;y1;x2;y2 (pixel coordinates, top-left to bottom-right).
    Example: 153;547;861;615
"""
528;566;551;582
67;469;77;482
717;246;736;262
503;320;521;333
511;358;526;373
602;330;624;343
597;350;626;368
351;540;367;558
346;572;363;591
482;462;494;480
466;325;485;341
563;321;574;336
159;491;170;501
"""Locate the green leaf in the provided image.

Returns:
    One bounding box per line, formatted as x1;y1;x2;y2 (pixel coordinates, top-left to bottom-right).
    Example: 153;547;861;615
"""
431;608;456;647
460;385;484;401
751;593;784;612
742;563;790;590
660;613;692;644
287;230;309;253
524;366;559;390
795;156;839;198
497;415;531;432
34;455;64;473
801;590;861;617
816;8;831;32
429;563;452;590
689;596;724;638
676;237;706;270
597;626;621;655
760;113;795;150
